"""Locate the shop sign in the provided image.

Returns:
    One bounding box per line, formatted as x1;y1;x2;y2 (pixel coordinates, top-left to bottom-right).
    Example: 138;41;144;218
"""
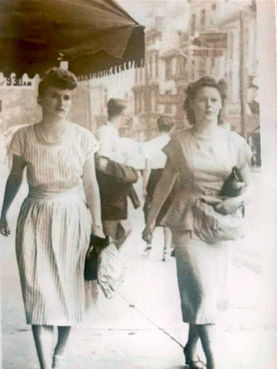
192;33;228;49
190;49;224;57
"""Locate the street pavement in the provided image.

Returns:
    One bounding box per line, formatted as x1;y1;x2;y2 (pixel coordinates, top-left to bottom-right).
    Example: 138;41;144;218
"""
0;164;277;369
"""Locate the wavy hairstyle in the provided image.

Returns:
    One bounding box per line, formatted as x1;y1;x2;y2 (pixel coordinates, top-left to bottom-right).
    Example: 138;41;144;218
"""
38;68;78;98
183;76;228;126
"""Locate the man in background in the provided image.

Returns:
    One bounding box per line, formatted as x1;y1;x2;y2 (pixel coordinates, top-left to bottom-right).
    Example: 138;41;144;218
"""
95;98;140;249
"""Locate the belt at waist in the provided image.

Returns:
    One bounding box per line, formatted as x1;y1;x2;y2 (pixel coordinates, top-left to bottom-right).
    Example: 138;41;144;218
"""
28;186;82;200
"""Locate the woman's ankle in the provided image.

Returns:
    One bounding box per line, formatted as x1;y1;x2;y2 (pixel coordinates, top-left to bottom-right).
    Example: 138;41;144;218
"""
183;344;198;360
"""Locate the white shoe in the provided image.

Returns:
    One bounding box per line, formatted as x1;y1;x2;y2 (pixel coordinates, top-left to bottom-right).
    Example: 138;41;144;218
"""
162;250;171;262
142;243;152;256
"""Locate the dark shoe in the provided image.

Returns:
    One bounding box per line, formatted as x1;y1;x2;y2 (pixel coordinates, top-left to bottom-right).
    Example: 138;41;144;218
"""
184;348;207;369
162;250;171;262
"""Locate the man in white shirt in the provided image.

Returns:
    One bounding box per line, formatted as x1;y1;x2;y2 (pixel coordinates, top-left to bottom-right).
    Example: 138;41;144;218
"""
96;99;140;249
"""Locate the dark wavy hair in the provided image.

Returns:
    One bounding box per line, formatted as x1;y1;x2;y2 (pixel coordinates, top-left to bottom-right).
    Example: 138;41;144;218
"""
183;76;228;126
38;68;78;98
157;115;175;132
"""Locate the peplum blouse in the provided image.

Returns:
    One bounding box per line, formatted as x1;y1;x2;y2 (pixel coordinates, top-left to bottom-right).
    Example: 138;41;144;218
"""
160;127;252;230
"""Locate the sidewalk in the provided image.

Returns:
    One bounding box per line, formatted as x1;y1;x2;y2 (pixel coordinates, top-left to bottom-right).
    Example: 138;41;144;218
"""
1;169;277;369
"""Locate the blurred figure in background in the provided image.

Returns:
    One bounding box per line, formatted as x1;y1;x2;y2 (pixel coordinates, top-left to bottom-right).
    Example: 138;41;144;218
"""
142;115;177;261
96;98;141;249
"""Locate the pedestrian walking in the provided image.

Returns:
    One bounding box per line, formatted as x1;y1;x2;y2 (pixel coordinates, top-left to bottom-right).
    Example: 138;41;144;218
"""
0;68;105;369
142;115;176;261
142;76;253;369
96;98;141;249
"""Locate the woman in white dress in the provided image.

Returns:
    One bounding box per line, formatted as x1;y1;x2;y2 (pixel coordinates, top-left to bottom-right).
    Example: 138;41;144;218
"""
143;76;253;369
0;68;105;369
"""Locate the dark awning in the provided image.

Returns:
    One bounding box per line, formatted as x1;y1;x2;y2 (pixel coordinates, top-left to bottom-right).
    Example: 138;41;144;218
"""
0;0;145;78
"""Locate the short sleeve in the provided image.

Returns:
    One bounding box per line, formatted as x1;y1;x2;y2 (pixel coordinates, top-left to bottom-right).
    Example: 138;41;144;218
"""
162;139;183;172
82;130;99;160
96;125;117;158
141;134;170;160
9;128;25;157
234;134;253;169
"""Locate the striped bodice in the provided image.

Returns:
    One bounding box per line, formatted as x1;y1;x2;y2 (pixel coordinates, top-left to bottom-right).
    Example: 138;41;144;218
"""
9;123;99;191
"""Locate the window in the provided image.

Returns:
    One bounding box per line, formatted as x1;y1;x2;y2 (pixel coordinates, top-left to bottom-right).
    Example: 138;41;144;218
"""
141;94;145;113
155;54;159;78
165;59;172;80
139;68;144;83
138;94;141;113
151;91;156;112
211;58;215;68
178;56;187;75
229;32;234;60
190;14;196;35
199;59;206;77
104;89;108;106
148;55;153;79
172;105;177;116
172;58;177;76
191;60;195;81
245;27;249;59
210;4;216;25
200;9;206;27
135;95;138;114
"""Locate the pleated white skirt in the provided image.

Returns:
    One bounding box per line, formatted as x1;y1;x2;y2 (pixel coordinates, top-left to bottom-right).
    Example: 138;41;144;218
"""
16;187;98;326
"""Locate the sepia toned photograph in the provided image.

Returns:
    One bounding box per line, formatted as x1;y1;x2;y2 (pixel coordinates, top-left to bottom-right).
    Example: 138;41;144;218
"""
0;1;277;369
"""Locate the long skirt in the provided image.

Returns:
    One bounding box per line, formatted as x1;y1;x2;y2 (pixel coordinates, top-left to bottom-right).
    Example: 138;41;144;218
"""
15;187;98;326
173;231;230;324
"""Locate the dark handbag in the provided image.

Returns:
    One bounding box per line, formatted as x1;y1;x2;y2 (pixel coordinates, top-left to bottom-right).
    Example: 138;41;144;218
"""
220;166;246;197
84;235;110;281
193;167;245;244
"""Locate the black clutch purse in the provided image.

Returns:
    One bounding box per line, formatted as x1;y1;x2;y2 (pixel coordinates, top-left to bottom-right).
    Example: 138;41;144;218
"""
220;166;246;198
84;235;110;281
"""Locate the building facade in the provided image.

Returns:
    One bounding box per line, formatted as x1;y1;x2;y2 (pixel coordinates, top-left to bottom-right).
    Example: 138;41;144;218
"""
133;19;164;141
187;0;258;135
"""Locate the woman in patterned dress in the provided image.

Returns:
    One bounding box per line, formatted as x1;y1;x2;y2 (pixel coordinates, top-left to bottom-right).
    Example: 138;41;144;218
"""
142;76;253;369
0;68;105;369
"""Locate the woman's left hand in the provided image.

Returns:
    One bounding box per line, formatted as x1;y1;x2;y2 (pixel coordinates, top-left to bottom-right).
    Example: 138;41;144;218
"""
214;197;242;215
91;224;106;239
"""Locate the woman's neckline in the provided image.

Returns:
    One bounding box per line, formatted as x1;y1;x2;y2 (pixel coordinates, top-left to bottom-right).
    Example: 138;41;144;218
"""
32;122;72;148
191;126;223;140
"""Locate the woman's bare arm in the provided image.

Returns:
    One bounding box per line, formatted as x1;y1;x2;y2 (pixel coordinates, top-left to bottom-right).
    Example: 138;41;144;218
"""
0;154;26;236
142;158;151;200
83;153;105;238
145;160;178;228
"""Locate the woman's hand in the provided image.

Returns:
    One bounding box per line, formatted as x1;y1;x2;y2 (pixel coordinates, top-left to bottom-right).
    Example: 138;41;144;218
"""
214;197;242;215
91;224;106;239
142;188;148;202
142;224;155;243
0;216;11;237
